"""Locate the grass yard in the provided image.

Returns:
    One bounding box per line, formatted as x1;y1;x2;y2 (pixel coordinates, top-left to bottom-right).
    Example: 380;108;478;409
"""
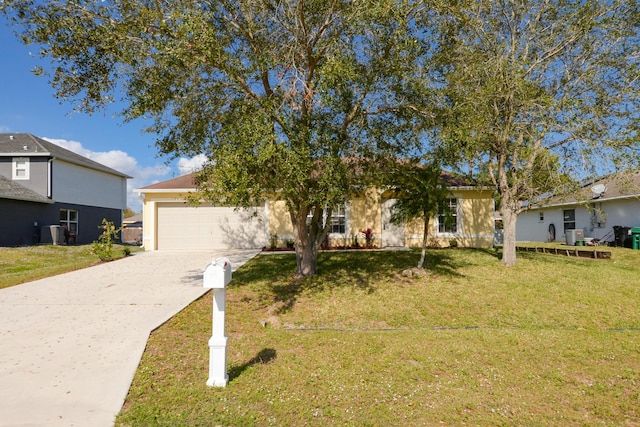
116;248;640;426
0;244;138;289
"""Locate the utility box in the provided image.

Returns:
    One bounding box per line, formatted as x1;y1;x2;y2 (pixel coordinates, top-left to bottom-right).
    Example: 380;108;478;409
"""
203;257;232;289
565;229;584;246
631;227;640;250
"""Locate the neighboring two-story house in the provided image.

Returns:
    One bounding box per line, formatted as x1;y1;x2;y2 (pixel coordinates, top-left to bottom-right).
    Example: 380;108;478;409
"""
0;133;130;246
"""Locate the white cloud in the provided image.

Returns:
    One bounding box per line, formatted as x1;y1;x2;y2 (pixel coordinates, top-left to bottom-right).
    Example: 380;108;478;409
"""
42;137;212;213
177;153;208;175
43;137;171;213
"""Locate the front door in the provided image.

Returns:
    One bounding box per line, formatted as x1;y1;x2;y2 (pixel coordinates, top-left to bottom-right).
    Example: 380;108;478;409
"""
381;199;405;247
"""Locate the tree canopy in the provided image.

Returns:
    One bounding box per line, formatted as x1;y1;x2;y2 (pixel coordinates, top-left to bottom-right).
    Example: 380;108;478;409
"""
431;0;640;265
386;161;452;270
2;0;431;276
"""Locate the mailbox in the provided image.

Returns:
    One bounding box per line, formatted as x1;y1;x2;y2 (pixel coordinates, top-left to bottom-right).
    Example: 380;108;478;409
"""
203;256;231;387
203;257;232;289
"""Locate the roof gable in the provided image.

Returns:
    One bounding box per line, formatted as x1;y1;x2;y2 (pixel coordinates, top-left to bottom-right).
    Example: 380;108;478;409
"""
0;133;131;178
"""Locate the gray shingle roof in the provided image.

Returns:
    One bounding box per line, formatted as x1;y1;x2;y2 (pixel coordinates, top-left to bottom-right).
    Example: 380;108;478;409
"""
0;133;131;178
0;174;53;203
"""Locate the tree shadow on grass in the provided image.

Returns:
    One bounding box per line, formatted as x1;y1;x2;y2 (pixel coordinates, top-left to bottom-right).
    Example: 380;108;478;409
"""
263;250;466;315
228;348;277;382
476;247;503;260
230;254;298;285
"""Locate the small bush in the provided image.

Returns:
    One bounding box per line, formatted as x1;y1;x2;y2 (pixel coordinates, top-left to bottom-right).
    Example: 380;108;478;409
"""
91;219;121;262
270;234;279;249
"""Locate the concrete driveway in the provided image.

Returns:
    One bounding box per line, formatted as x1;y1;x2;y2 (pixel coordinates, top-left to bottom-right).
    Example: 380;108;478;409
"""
0;249;259;427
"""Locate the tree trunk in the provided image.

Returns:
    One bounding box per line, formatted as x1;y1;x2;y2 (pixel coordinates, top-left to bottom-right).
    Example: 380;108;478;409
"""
418;214;429;270
295;238;318;277
501;204;518;267
290;208;321;277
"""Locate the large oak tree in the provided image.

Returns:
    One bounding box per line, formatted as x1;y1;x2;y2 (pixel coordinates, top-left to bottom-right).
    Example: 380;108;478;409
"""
431;0;640;266
2;0;430;276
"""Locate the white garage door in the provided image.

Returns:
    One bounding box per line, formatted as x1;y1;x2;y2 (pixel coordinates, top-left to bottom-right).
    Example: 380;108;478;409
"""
157;203;267;250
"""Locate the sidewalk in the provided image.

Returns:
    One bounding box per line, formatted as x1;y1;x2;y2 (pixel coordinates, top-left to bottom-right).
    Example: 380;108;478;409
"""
0;250;258;427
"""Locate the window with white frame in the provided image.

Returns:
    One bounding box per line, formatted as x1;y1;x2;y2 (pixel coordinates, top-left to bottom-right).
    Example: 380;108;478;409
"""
329;205;346;234
539;211;545;222
437;198;459;233
306;205;347;235
12;157;29;180
60;209;79;235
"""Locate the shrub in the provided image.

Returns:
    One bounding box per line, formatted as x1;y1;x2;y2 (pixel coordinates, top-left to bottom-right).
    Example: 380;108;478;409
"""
270;234;279;249
91;219;121;262
362;227;374;247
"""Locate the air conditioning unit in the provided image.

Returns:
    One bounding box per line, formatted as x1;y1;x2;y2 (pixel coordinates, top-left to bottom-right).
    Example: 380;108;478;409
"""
40;225;65;245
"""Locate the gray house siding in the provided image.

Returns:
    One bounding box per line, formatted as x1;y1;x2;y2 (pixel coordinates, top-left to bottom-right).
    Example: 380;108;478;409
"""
0;199;122;246
0;156;50;196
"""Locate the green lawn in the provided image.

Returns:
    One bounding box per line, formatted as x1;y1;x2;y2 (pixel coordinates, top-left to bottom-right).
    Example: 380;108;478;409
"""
0;244;137;289
117;247;640;426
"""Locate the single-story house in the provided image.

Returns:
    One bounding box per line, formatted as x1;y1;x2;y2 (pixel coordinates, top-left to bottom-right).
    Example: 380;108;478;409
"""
135;172;495;251
516;171;640;246
0;133;131;246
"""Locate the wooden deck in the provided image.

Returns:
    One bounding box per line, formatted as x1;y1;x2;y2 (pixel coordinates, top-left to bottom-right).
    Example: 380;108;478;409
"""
516;245;612;259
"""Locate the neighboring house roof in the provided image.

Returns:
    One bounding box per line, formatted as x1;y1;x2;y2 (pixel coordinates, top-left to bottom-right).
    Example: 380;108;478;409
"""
0;174;53;204
531;171;640;209
138;173;197;191
123;213;143;224
0;133;131;178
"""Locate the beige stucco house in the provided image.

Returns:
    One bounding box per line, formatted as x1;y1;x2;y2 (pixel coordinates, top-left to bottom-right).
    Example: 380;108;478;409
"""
135;172;495;251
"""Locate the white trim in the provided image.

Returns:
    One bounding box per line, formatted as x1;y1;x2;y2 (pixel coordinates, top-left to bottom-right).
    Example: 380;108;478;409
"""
146;201;156;250
47;159;52;198
4;152;49;157
134;188;196;194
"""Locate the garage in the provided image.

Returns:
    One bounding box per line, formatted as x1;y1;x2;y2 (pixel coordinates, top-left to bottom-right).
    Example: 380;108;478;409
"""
156;203;267;250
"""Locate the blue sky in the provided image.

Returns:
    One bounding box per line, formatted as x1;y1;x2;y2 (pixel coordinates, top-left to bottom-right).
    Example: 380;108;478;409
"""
0;22;206;212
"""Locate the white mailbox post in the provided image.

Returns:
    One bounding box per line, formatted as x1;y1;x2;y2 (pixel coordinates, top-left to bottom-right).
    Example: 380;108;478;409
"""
203;257;232;387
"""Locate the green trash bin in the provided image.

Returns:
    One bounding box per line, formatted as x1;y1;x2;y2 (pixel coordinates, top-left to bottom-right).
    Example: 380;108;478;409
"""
632;227;640;250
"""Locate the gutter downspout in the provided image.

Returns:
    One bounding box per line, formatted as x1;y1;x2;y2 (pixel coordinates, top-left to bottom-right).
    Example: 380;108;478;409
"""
47;158;53;199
